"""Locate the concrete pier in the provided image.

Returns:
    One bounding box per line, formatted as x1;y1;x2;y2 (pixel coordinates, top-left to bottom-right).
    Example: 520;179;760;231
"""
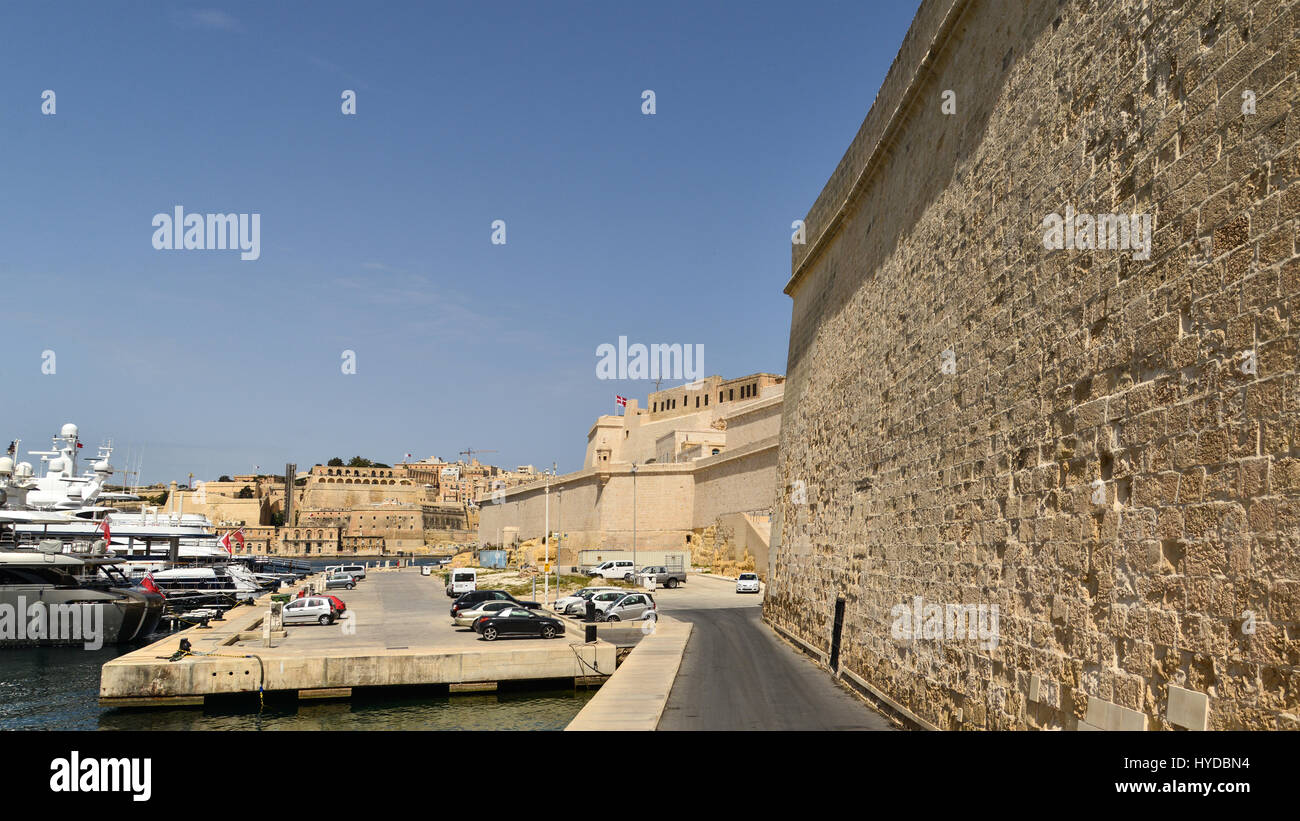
100;568;615;707
564;616;691;731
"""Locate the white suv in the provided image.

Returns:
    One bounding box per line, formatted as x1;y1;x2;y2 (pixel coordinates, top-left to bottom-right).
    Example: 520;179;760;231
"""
590;560;635;581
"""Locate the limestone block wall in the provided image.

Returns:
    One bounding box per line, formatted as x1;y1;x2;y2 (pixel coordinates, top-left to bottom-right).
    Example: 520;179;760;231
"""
595;467;696;549
723;396;783;449
692;444;779;528
477;467;696;551
169;491;267;528
769;0;1299;730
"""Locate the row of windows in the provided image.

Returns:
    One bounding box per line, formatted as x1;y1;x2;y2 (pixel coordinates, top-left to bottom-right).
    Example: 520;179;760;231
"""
652;383;759;412
654;392;713;412
285;529;338;539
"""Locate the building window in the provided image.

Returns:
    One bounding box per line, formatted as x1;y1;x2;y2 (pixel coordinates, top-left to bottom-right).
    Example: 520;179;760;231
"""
704;394;708;406
729;389;734;400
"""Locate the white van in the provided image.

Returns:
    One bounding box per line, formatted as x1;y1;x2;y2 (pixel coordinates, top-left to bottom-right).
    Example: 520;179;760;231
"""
447;568;478;596
590;560;635;581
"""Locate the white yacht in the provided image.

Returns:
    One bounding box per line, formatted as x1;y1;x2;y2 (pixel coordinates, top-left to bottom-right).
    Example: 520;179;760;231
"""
2;423;237;559
0;512;164;646
3;423;137;510
3;423;279;615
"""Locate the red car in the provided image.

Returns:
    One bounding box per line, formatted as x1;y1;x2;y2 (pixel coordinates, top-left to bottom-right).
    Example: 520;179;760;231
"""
320;594;347;615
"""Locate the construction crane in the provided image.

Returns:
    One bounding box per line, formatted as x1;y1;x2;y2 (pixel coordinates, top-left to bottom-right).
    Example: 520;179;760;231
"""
459;448;497;464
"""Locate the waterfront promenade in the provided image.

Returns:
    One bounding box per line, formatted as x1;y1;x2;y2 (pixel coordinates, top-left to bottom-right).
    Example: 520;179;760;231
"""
565;573;896;730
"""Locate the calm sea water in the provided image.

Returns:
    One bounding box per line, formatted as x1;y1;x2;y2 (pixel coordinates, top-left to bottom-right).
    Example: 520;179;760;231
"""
0;646;593;731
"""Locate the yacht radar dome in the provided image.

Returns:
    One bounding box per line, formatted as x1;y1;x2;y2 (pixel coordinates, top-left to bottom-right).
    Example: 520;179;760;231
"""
0;457;12;474
60;423;79;439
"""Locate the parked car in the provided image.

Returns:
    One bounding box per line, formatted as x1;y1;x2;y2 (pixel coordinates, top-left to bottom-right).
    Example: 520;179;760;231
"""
472;607;565;641
638;566;687;588
587;590;627;617
326;564;367;580
554;586;623;615
453;599;521;628
446;568;478;596
324;573;357;590
589;560;636;581
598;592;656;622
282;596;337;625
320;593;348;615
736;573;761;593
449;589;540;618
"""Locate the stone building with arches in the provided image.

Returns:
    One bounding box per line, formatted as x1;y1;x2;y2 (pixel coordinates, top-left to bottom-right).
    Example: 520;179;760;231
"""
278;525;341;555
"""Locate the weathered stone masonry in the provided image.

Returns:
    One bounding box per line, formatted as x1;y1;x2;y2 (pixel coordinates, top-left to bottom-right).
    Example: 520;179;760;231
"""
767;0;1299;729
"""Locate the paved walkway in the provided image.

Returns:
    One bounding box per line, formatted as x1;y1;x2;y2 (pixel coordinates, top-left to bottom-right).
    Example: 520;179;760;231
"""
657;577;895;730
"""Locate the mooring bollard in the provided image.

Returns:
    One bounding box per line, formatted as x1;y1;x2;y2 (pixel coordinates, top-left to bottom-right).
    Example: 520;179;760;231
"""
585;624;597;643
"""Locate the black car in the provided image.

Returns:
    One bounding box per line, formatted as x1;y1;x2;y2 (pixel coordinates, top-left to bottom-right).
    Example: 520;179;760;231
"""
471;607;565;641
449;589;540;618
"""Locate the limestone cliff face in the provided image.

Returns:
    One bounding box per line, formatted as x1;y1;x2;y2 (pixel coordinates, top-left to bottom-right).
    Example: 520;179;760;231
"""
771;0;1300;730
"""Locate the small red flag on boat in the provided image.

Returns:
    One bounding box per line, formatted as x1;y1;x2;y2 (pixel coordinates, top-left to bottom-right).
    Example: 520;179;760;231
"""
142;572;163;597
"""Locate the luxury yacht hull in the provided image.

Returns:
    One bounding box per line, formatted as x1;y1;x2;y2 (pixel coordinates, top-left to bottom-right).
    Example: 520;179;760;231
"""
0;586;164;648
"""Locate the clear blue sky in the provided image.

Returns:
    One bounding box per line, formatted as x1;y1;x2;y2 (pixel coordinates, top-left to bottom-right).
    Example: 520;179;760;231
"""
2;1;919;484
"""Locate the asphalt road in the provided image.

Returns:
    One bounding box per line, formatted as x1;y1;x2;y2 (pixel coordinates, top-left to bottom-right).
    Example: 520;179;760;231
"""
656;580;895;731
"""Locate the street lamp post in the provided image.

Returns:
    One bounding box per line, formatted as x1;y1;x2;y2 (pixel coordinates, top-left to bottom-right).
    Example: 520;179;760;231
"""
631;464;638;573
544;469;550;606
556;479;563;602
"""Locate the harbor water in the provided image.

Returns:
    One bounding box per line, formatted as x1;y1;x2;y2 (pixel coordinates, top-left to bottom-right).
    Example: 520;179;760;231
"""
0;645;594;730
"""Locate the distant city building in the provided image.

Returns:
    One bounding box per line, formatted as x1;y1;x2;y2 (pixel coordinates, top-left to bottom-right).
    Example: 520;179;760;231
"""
173;461;482;557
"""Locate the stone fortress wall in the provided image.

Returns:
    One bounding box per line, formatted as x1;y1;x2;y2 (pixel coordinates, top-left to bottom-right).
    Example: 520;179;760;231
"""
768;0;1300;730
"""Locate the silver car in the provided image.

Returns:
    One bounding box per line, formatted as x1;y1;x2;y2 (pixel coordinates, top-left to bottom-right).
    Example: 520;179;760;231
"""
453;599;520;628
599;592;656;622
282;596;337;625
324;573;357;590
